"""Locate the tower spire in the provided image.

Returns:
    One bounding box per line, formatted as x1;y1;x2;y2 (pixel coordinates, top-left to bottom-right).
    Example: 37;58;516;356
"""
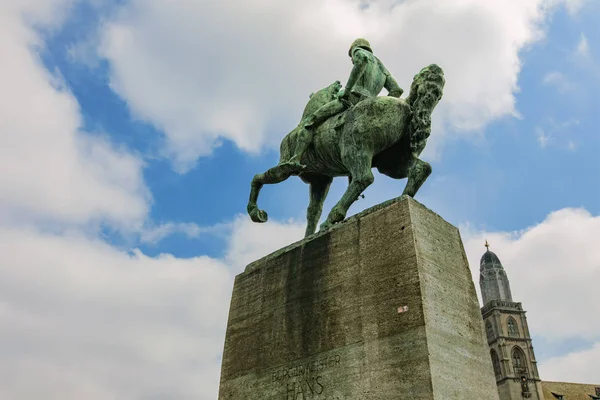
479;243;513;304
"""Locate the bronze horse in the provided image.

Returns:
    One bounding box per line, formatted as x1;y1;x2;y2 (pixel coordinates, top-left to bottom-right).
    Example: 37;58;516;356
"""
247;64;445;237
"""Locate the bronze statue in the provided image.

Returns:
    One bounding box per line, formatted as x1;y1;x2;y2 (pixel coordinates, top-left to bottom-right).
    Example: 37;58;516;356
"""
247;38;445;237
282;38;403;170
520;376;531;398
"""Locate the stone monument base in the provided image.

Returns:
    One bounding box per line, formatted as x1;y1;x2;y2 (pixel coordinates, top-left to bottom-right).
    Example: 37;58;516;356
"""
218;196;499;399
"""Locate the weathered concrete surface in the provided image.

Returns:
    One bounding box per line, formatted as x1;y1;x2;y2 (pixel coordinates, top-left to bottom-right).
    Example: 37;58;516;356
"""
218;196;500;399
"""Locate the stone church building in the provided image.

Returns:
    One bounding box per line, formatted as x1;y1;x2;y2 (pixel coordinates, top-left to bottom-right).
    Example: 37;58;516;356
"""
479;242;599;400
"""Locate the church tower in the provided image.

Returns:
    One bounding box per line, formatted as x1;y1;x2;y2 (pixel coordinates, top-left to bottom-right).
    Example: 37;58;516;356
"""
480;241;544;400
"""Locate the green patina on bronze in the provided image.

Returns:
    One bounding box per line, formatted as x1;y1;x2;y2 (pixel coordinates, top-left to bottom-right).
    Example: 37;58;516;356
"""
247;38;445;237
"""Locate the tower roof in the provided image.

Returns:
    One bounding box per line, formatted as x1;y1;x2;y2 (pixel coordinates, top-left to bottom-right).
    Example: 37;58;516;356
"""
480;239;504;270
480;249;503;269
479;240;513;304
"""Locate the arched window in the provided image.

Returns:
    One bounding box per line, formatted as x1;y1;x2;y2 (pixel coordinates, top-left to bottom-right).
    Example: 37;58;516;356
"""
512;346;527;376
490;349;501;379
486;321;494;338
507;317;519;337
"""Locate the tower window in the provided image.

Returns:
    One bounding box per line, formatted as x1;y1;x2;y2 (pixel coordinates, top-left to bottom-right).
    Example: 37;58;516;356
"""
490;349;501;379
507;317;519;337
512;346;528;376
551;393;565;399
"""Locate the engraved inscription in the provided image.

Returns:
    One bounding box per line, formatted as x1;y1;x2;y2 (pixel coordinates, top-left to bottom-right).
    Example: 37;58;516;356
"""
286;377;324;399
272;354;341;382
272;355;343;400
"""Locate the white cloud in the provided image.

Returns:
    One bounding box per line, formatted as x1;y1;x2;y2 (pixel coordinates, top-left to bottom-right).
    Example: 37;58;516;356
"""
461;207;600;379
562;0;588;15
0;214;308;399
140;221;230;244
536;126;551;148
538;342;600;383
0;0;150;231
67;38;101;69
533;117;580;149
576;33;590;58
95;0;582;172
225;215;305;271
139;215;305;249
542;71;575;92
0;226;233;400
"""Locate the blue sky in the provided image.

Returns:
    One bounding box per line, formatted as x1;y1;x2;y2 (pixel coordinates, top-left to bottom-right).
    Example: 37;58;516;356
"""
0;0;598;398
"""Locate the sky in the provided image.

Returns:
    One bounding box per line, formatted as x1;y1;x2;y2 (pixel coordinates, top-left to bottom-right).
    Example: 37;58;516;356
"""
0;0;598;398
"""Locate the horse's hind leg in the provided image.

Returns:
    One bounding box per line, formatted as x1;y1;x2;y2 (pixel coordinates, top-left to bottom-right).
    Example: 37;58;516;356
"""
305;175;333;237
247;164;295;223
402;156;432;197
321;153;374;229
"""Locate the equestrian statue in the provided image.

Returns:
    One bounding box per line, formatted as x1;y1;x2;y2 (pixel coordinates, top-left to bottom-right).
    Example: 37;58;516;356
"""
247;38;445;237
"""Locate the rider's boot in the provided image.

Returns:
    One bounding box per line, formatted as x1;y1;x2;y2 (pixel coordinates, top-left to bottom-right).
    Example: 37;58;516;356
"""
281;118;315;171
281;128;311;170
281;99;343;171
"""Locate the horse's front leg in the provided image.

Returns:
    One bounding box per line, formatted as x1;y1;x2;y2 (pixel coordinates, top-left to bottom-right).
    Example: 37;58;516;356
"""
402;156;432;197
321;154;374;229
305;175;333;237
247;163;296;223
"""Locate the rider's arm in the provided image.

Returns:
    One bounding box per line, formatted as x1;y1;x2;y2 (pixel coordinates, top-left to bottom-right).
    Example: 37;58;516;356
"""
343;48;369;94
383;67;403;98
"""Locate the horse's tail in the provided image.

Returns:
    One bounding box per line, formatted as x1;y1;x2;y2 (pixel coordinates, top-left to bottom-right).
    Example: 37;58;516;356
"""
406;64;445;155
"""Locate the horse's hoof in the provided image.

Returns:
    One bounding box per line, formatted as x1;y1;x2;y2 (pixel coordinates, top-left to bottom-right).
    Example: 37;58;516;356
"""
330;207;346;224
249;208;268;223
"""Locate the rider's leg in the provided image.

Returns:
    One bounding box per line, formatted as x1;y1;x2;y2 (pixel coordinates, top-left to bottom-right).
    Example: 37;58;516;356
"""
306;98;346;128
284;126;313;168
283;99;347;168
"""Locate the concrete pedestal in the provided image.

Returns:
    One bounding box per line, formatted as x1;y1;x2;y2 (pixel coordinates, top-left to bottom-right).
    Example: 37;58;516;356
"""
218;196;500;400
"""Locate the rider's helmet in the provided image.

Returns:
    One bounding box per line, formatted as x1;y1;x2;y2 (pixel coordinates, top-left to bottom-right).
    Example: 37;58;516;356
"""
348;38;372;57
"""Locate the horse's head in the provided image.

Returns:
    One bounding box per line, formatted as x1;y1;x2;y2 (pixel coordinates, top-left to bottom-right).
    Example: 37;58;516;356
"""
302;81;341;120
408;64;445;108
407;64;445;154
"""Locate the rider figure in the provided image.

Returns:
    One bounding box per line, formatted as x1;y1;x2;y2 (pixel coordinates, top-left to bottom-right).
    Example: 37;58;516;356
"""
283;38;404;170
